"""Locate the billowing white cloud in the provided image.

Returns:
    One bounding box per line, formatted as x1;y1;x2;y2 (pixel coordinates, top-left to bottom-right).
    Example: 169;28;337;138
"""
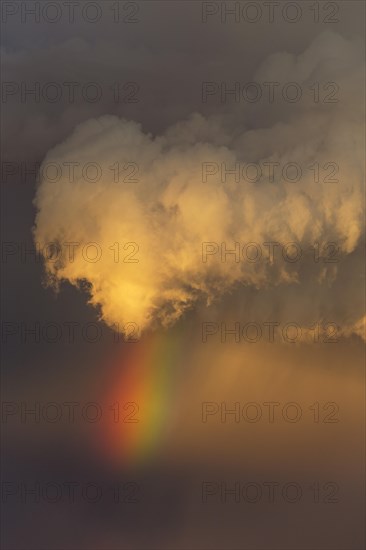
34;31;364;336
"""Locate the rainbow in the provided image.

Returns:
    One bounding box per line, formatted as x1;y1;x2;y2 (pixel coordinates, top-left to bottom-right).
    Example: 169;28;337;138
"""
99;327;187;467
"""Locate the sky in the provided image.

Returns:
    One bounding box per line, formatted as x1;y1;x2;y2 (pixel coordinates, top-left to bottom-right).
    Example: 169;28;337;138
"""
1;1;365;549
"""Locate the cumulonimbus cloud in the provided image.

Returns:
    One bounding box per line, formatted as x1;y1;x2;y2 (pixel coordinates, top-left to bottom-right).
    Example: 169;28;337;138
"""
33;31;365;336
